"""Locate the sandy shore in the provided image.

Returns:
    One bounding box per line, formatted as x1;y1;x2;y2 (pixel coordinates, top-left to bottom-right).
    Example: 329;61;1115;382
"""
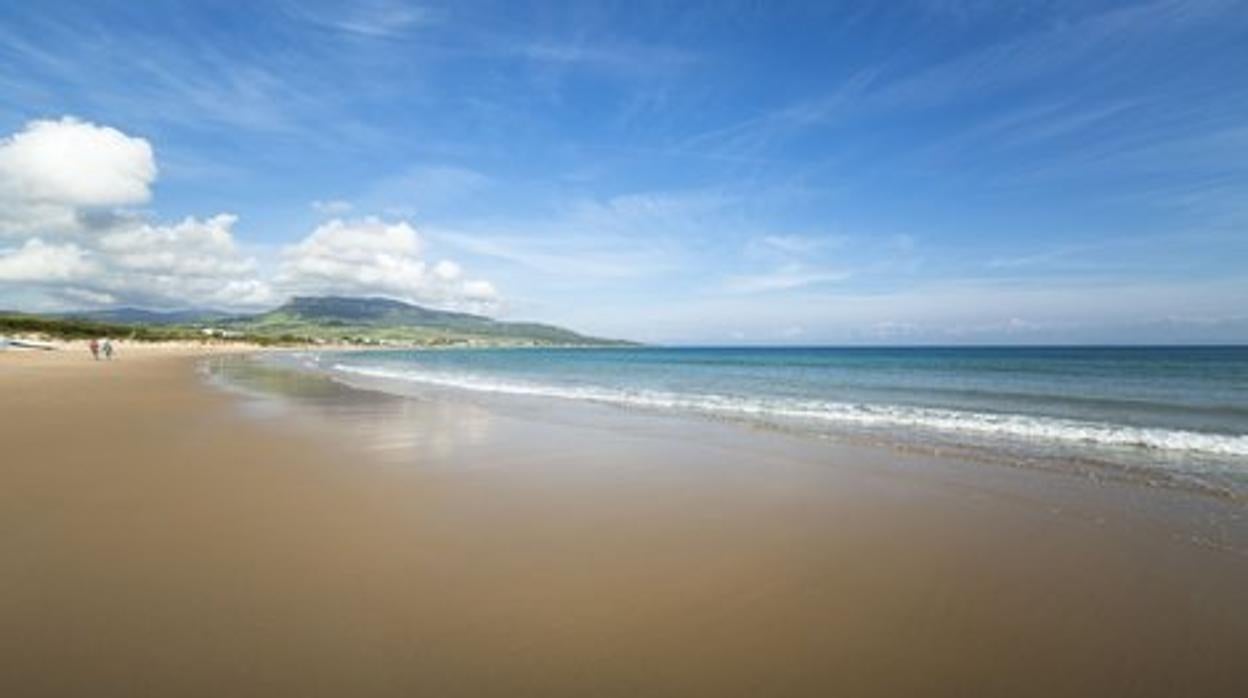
3;347;1247;697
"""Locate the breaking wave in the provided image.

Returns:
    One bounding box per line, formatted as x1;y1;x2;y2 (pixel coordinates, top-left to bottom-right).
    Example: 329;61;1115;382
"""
332;364;1248;460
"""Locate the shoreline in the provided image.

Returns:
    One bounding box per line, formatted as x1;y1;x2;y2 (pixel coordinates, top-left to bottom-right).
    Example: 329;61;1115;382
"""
231;352;1248;554
293;348;1248;505
3;349;1247;696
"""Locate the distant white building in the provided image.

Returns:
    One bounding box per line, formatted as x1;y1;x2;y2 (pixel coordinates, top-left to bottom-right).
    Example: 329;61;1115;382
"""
200;327;243;339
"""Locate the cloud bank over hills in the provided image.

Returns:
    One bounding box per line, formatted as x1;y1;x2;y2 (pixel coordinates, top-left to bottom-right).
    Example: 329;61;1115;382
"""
0;117;497;313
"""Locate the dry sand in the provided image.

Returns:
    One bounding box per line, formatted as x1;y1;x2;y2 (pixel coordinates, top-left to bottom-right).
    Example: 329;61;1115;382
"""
2;346;1247;697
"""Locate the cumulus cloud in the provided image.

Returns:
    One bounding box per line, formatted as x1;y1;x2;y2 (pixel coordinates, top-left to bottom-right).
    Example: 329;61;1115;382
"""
0;238;97;282
92;215;274;307
99;214;255;277
0;117;155;206
1;215;274;309
0;117;498;313
279;217;498;312
0;117;276;308
0;117;156;237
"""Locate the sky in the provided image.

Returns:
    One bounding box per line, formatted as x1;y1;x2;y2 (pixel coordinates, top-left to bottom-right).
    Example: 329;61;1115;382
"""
1;0;1246;344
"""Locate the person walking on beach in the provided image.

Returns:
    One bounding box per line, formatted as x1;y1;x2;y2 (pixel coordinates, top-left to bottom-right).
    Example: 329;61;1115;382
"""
89;338;99;360
102;339;114;360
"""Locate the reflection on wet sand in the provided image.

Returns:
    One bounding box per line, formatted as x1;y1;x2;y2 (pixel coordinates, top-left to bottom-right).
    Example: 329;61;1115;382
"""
206;355;500;463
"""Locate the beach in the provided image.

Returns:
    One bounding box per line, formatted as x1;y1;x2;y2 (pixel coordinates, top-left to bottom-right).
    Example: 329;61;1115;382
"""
3;346;1247;697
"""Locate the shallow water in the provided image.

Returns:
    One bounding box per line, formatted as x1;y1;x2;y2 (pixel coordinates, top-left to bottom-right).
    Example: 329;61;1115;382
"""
308;346;1248;497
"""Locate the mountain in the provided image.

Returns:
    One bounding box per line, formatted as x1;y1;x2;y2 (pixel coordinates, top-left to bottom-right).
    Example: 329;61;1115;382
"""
59;307;231;325
30;296;628;346
256;296;488;326
223;296;628;346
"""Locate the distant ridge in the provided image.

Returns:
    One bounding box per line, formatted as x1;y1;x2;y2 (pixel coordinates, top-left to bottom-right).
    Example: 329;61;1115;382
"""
33;295;629;347
264;296;487;325
224;295;627;346
59;307;231;325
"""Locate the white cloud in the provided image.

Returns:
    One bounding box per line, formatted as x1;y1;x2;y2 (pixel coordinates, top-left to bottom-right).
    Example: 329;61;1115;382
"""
312;199;353;215
434;229;669;280
291;0;435;38
513;39;698;77
0;117;155;207
0;215;273;309
723;264;852;293
0;117;496;312
366;166;490;214
756;234;841;255
60;287;118;306
566;190;728;234
279;217;498;311
94;214;274;307
0;117;156;238
99;214;254;276
432;259;461;280
461;279;496;299
570;274;1248;345
425;189;711;281
0;117;277;309
0;238;97;282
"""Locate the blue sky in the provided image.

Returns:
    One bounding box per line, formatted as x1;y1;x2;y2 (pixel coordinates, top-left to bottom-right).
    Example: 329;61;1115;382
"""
1;0;1246;344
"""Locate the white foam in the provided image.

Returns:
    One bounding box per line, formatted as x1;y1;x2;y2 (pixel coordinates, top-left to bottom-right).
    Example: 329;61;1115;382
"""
332;364;1248;460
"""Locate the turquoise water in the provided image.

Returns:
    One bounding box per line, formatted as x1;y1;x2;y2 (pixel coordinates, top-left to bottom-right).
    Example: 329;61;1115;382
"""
315;346;1248;494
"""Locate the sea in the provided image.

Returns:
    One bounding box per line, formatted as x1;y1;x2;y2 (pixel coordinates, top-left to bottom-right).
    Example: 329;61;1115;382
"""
283;346;1248;498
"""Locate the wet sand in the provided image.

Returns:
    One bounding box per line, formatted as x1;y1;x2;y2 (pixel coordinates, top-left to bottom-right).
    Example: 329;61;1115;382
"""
3;349;1247;697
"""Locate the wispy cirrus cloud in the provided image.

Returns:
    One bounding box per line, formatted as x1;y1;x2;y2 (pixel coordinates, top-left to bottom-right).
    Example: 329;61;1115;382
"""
433;229;676;280
722;265;852;294
427;187;728;281
681;0;1245;162
749;234;846;257
311;199;354;216
515;39;698;74
401;185;745;292
363;165;493;217
571;274;1248;345
283;0;437;38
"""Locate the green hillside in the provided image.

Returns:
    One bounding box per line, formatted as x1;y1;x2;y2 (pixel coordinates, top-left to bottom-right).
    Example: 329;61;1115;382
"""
4;296;628;347
0;312;298;345
223;296;626;346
